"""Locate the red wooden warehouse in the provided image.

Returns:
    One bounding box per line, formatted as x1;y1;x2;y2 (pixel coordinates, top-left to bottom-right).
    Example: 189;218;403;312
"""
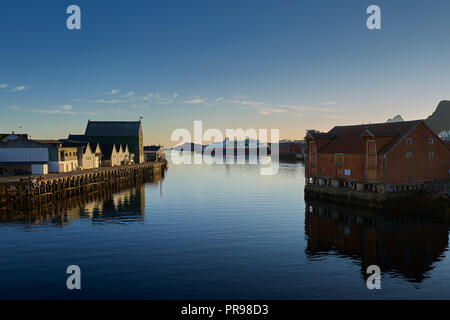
304;120;450;189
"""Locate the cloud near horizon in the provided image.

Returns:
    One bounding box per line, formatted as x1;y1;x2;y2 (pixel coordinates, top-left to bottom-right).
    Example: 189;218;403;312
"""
121;91;135;98
10;86;27;92
91;99;123;104
11;105;99;116
184;97;205;104
173;95;342;119
216;97;338;116
1;84;27;92
320;101;337;106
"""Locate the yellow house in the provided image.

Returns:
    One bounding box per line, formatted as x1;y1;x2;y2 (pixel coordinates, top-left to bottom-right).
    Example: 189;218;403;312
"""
78;142;102;170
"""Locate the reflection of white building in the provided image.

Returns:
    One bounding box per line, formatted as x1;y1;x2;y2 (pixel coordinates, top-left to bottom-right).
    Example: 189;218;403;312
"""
112;189;132;208
439;131;450;141
82;202;104;218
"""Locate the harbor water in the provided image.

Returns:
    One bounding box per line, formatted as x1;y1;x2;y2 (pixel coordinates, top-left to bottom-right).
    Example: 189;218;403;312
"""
0;155;449;299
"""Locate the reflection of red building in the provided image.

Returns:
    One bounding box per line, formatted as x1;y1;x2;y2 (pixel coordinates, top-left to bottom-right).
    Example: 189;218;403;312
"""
305;201;449;282
305;120;450;185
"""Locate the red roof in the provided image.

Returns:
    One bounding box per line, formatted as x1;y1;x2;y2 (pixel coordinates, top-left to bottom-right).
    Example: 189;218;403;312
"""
316;120;422;154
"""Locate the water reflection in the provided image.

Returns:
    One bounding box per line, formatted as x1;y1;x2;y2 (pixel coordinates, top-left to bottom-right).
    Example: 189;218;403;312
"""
305;201;449;283
0;173;164;228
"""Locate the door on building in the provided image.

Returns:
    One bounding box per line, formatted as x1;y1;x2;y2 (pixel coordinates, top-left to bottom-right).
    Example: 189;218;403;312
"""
310;142;318;176
406;152;413;182
336;153;344;177
366;141;377;181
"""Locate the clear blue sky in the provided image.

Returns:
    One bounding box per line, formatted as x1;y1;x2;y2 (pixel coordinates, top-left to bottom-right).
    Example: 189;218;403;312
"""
1;0;450;146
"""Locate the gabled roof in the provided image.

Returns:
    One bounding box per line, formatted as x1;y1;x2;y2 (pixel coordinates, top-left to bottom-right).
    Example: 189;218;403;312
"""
32;139;63;146
99;144;117;160
59;139;84;147
68;134;87;142
60;139;102;155
85;121;141;137
144;145;163;151
0;139;48;148
317;120;422;154
90;143;102;154
306;130;335;139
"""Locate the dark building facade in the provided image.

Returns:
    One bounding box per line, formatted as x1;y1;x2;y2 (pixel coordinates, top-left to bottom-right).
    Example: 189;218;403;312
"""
144;145;165;162
75;121;144;163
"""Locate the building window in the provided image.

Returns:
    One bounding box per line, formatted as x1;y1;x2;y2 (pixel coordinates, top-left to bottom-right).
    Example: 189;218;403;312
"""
428;138;434;145
428;151;434;159
406;152;412;158
406;138;412;145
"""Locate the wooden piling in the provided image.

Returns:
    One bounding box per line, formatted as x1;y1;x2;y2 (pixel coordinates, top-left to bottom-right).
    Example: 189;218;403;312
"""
0;162;165;210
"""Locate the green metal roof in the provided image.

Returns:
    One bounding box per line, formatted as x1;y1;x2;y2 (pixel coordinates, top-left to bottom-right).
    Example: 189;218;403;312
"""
85;121;141;137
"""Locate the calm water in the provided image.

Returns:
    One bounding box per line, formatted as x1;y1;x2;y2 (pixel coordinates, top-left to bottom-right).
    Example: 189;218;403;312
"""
0;155;449;299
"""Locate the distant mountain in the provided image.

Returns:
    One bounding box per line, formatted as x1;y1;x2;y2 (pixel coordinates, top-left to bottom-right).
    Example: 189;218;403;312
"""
425;100;450;135
172;142;204;152
386;115;404;123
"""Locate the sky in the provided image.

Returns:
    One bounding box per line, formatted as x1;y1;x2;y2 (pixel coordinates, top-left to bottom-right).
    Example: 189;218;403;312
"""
1;0;450;146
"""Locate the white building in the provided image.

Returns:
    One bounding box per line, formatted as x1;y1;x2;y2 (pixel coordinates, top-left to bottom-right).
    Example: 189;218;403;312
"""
0;136;53;175
71;141;102;170
35;140;79;173
0;135;80;175
62;138;103;170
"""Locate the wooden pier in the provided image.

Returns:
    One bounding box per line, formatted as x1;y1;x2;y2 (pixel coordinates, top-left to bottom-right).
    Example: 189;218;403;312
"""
0;162;165;210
